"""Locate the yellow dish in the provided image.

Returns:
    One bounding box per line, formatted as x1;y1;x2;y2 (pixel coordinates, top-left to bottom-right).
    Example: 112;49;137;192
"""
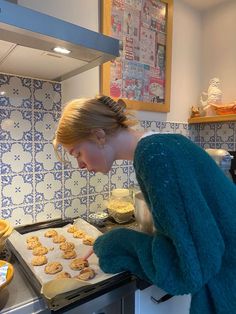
0;220;10;237
0;260;14;291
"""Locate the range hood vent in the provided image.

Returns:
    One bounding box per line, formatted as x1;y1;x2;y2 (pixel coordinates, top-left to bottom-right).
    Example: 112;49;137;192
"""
0;0;119;81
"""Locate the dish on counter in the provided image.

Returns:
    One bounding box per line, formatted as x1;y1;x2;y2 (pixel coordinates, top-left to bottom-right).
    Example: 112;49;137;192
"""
0;260;14;291
212;103;236;115
88;212;109;226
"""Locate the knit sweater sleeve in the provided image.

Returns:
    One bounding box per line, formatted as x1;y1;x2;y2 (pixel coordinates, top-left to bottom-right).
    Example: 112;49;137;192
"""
94;134;225;295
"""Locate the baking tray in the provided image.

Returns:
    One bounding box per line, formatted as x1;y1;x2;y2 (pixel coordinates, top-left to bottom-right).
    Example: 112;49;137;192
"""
7;218;132;311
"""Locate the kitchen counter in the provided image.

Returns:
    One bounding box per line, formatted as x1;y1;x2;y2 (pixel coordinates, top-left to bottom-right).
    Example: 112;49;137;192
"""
0;257;49;314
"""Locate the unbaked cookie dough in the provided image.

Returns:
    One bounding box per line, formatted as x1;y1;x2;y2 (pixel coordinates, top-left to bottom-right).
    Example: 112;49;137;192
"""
53;235;66;243
70;258;89;271
27;241;41;250
62;250;77;259
67;225;78;233
82;236;95;246
33;246;48;256
44;229;58;238
44;262;63;274
55;272;71;279
74;267;96;281
59;242;75;251
31;255;47;266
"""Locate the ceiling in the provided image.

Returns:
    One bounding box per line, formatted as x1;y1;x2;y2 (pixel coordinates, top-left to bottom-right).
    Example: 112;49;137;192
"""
182;0;229;11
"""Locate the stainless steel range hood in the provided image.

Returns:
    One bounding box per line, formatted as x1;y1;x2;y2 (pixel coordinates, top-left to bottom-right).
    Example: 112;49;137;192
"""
0;0;119;81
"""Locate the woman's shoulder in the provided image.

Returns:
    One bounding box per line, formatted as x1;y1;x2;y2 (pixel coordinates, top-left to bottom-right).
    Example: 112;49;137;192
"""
136;133;189;149
134;133;193;165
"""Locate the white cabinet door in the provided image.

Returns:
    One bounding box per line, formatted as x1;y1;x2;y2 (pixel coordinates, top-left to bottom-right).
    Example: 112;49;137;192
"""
135;286;191;314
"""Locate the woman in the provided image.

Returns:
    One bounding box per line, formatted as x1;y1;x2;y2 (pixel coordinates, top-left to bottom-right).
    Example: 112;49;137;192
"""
54;95;236;314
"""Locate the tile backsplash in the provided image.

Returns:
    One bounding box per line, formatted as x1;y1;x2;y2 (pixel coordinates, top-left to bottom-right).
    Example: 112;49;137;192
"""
0;73;234;226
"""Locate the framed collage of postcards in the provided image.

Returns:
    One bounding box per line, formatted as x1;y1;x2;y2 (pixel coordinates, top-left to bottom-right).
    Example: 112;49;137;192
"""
100;0;173;112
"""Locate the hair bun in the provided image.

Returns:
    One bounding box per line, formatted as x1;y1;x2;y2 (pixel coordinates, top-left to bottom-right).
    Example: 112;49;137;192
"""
98;95;126;124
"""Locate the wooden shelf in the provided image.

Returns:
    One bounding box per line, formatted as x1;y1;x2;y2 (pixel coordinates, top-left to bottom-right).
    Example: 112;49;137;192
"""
188;114;236;124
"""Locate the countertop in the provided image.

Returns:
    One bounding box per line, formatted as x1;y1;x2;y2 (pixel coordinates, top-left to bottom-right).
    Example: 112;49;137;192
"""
0;256;49;314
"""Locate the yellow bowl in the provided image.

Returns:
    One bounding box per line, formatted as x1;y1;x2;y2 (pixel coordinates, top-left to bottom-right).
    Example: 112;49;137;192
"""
0;260;14;291
0;220;10;237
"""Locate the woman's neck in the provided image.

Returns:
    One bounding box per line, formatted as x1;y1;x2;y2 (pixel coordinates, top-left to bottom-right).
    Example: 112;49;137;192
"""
109;128;145;161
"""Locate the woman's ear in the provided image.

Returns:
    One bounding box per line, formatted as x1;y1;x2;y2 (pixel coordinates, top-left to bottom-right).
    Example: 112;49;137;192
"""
91;128;106;145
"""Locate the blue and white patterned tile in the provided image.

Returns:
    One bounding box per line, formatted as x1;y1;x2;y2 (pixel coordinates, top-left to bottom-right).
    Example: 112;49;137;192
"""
34;111;59;141
1;205;34;226
0;142;33;174
175;123;189;136
162;122;176;133
88;193;109;213
64;170;88;198
145;121;158;131
188;126;200;143
0;74;32;109
88;172;109;194
35;142;62;172
200;123;216;143
134;120;146;131
35;200;62;222
113;160;129;166
155;121;166;132
215;142;234;150
200;142;216;149
33;80;61;111
215;122;234;143
0;109;32;141
110;166;129;190
1;174;33;207
35;172;62;202
128;165;138;186
64;197;87;219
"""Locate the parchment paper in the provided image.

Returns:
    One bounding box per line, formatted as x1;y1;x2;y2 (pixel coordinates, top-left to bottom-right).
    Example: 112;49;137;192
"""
8;218;118;299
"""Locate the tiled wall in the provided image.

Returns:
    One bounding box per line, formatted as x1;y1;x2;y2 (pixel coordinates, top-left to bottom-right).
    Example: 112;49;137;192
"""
189;123;236;151
0;73;234;227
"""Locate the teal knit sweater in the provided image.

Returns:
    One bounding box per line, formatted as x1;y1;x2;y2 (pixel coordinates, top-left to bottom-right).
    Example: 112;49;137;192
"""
94;134;236;314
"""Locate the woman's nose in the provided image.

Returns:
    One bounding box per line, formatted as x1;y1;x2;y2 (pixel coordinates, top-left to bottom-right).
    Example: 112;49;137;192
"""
77;160;86;169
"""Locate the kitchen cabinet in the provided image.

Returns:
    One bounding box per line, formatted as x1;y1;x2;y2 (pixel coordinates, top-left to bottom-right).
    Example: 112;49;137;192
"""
135;286;191;314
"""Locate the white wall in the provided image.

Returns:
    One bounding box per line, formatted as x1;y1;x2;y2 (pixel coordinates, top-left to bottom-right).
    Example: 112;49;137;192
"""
202;0;236;103
167;0;202;122
18;0;203;122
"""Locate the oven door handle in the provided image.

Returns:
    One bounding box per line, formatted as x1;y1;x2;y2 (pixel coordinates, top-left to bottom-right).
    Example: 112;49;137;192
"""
151;293;174;304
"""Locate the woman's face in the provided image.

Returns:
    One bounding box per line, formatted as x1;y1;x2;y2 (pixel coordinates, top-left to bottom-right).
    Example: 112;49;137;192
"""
65;139;113;174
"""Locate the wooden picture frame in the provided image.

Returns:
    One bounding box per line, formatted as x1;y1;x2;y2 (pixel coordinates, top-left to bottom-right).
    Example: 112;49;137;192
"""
100;0;173;112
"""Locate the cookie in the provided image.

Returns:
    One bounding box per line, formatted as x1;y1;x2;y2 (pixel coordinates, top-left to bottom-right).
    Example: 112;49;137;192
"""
26;236;39;243
53;235;66;243
62;250;77;259
82;236;95;246
27;241;41;250
74;267;95;281
44;229;58;238
31;255;47;266
55;272;71;279
33;246;48;256
45;262;63;274
59;242;75;251
73;230;86;239
67;225;78;233
70;258;89;271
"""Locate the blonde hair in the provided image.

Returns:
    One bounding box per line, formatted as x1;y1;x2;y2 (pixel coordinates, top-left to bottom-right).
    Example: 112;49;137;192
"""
53;96;137;154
